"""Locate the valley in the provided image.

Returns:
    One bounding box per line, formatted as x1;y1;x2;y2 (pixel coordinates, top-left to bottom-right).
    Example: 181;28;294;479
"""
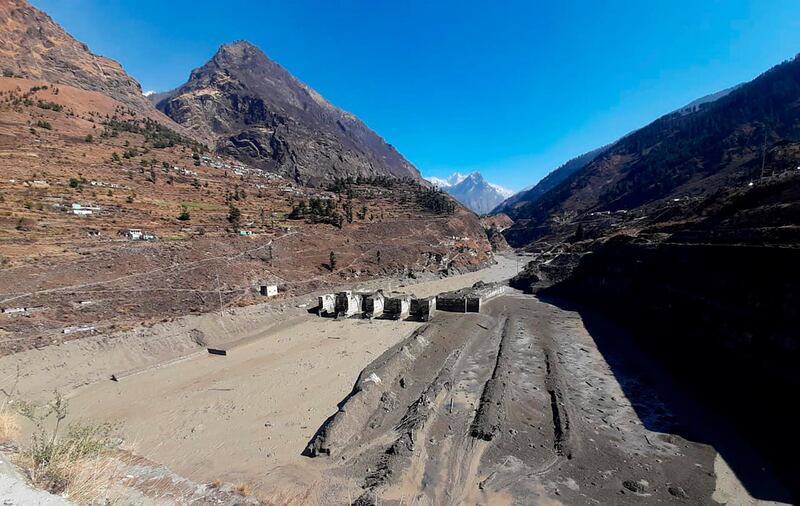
1;0;798;504
3;255;785;504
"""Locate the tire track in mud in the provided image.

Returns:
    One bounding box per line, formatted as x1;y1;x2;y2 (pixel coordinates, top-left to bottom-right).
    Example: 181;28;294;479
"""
469;317;511;441
544;350;573;458
356;315;509;505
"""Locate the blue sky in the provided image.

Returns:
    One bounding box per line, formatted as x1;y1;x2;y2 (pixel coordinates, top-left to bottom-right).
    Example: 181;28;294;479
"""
32;0;800;191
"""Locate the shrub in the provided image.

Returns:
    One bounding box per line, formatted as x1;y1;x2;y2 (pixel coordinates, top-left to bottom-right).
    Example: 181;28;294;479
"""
84;134;93;143
13;391;122;499
233;482;251;497
36;100;63;112
227;204;241;227
16;217;35;231
177;206;190;221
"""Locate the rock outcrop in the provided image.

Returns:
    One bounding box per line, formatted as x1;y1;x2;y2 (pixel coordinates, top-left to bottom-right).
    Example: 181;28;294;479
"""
1;0;153;114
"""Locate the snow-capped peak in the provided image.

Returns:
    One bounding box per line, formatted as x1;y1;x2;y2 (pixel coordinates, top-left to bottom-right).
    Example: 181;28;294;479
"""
426;172;468;188
424;171;515;214
488;182;514;198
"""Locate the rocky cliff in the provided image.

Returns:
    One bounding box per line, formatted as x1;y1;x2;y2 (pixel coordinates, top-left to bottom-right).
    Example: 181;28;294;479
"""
0;0;160;115
154;41;420;185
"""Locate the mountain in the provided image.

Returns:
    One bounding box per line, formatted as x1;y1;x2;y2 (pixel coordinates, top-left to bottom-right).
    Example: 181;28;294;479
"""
494;83;744;218
153;41;419;186
427;172;468;189
493;146;608;216
0;1;493;351
676;84;740;115
426;172;513;214
503;55;800;246
0;0;168;118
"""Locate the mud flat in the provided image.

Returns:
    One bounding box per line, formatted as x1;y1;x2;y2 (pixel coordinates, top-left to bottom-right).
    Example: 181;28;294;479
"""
3;252;785;504
0;254;522;498
303;294;789;505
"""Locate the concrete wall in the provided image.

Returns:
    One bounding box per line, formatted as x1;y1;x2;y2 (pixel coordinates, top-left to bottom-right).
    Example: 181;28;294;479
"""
385;295;411;319
437;295;467;313
364;293;385;317
336;291;363;317
411;297;437;321
318;294;336;316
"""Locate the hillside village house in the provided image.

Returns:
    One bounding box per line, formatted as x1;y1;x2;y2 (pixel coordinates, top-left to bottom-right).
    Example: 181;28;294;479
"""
71;203;101;215
260;284;278;297
120;228;156;241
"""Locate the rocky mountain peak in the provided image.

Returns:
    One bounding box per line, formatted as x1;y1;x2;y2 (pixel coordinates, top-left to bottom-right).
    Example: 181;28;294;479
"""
155;41;420;185
426;171;512;215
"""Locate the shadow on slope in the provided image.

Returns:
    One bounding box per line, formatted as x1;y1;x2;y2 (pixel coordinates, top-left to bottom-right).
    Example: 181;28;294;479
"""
538;293;795;504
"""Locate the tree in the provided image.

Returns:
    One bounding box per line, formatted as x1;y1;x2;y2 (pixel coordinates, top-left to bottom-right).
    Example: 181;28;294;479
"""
376;250;381;264
84;134;93;143
177;206;190;221
329;251;337;271
227;204;241;228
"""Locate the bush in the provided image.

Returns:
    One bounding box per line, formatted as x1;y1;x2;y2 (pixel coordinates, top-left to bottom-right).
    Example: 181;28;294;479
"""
16;217;35;231
177;206;190;221
227;204;241;227
36;100;63;112
69;177;86;189
13;392;122;500
84;134;93;143
35;120;52;130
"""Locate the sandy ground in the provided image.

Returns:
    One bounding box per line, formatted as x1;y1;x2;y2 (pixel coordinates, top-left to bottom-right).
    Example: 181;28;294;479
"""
1;254;522;498
3;253;787;504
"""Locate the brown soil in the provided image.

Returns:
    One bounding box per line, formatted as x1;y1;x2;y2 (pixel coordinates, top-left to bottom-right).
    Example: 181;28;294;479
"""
0;77;492;353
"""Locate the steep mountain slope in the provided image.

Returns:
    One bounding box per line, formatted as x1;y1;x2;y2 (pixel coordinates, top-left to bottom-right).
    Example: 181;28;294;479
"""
493;146;608;216
0;0;172;120
504;55;800;246
0;4;492;351
427;172;512;214
154;41;420;185
495;83;743;219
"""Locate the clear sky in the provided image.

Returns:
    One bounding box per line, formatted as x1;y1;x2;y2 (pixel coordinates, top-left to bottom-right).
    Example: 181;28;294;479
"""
31;0;800;191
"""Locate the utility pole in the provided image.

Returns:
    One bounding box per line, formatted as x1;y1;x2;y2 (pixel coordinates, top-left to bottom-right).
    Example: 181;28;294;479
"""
759;131;769;181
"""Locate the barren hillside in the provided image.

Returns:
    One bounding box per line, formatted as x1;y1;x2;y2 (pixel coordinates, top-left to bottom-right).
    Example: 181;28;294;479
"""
0;77;492;353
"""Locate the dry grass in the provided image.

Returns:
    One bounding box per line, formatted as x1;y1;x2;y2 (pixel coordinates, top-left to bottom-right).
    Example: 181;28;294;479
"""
0;400;20;443
13;423;125;505
12;392;125;505
14;452;124;505
260;489;312;506
234;482;252;497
